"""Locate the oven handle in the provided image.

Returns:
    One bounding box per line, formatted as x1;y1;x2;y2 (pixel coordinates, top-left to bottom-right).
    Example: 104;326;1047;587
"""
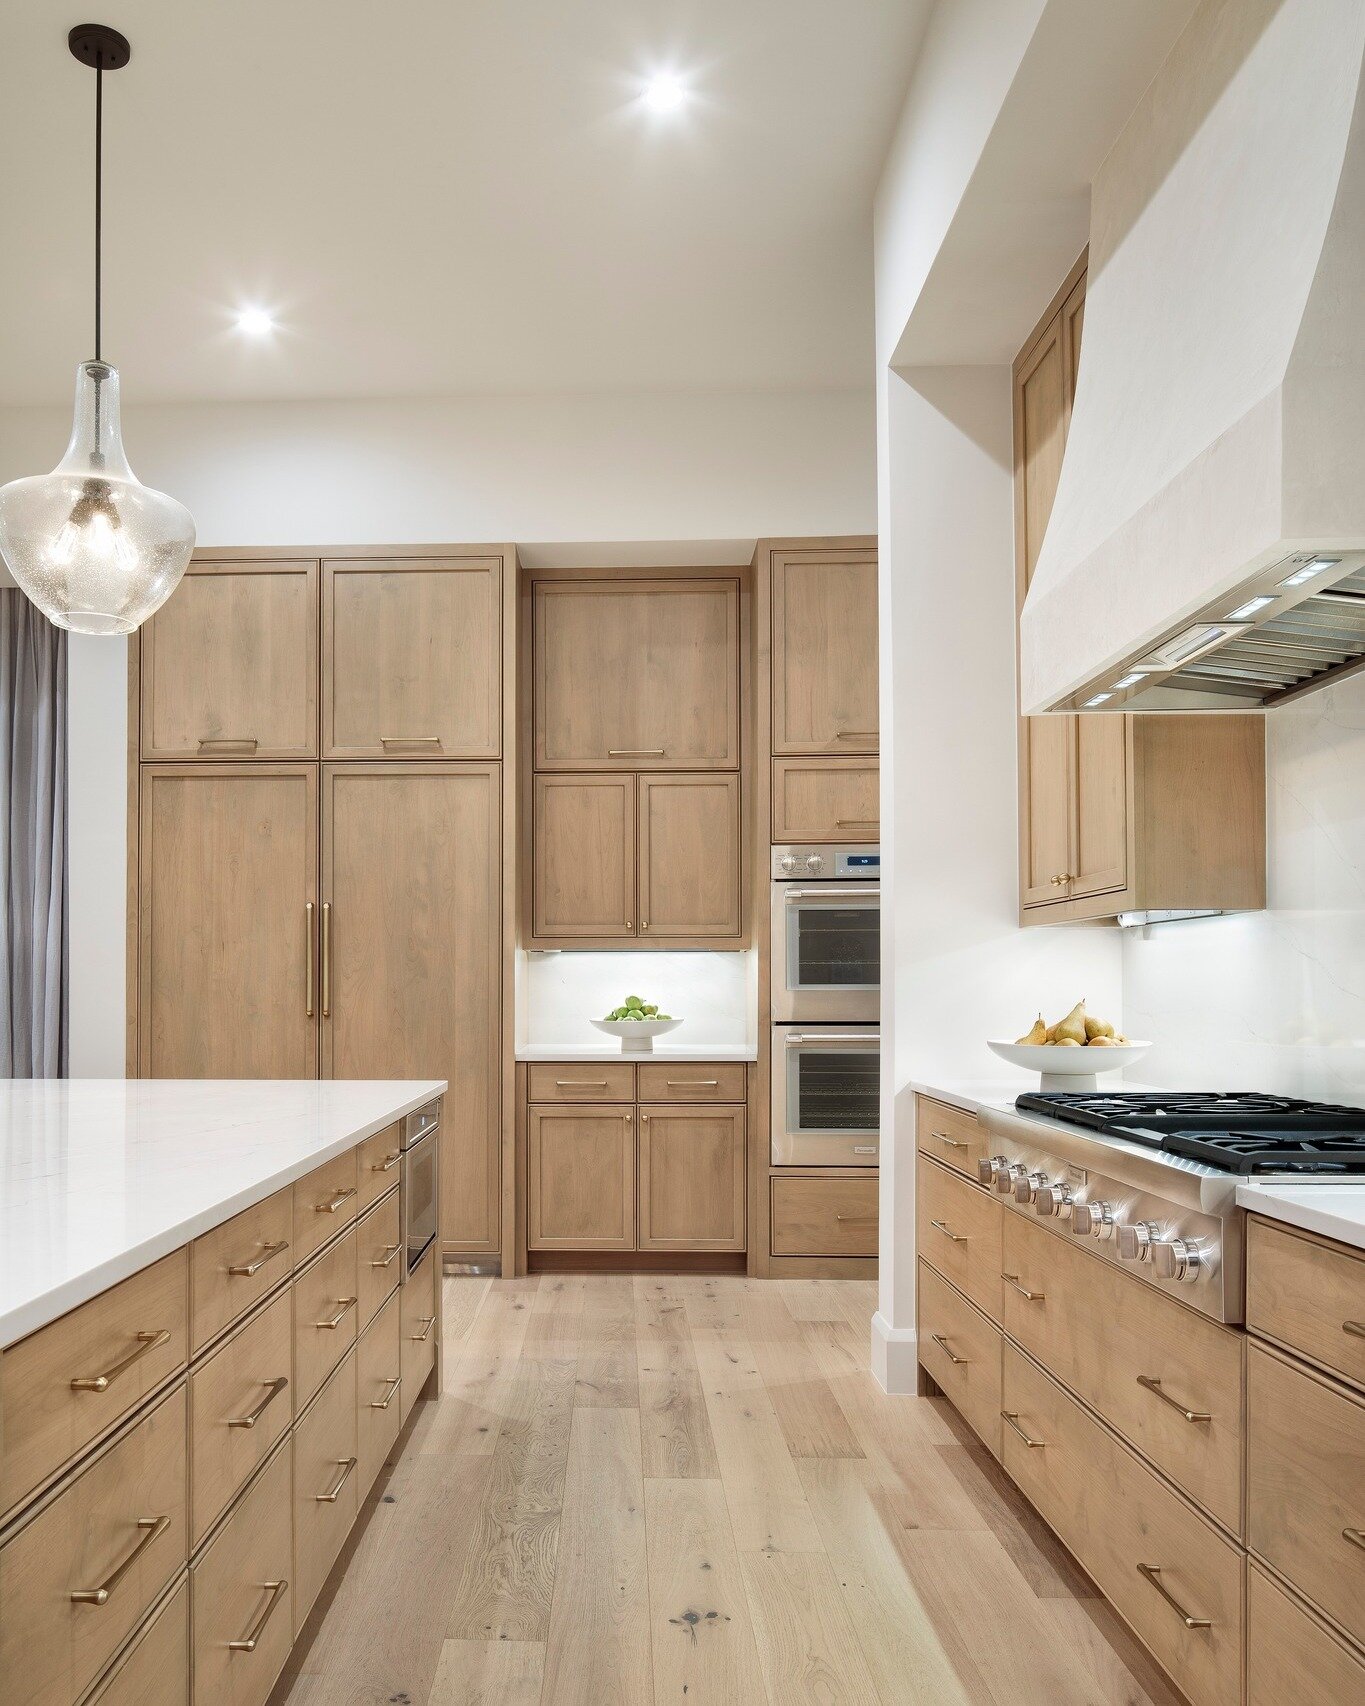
784;1032;881;1049
782;885;881;903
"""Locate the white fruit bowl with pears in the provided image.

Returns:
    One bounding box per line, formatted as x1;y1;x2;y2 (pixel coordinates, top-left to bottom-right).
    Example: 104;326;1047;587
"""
988;1000;1150;1091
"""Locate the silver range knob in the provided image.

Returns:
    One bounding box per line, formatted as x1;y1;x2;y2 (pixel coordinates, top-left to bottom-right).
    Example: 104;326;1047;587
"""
996;1163;1028;1197
777;853;798;874
804;853;825;873
1035;1180;1075;1218
1152;1236;1204;1282
1071;1200;1116;1239
1013;1170;1048;1206
1116;1220;1159;1262
978;1155;1009;1188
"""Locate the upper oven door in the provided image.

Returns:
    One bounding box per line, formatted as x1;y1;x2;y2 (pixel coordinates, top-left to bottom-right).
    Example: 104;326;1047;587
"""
771;1028;880;1166
771;883;880;1021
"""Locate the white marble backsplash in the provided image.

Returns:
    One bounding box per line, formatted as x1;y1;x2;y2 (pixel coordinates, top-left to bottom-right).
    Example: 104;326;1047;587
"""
518;949;756;1051
1123;672;1365;1103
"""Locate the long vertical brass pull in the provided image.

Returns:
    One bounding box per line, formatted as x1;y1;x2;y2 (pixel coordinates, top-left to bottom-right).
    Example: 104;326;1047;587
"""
305;901;315;1018
321;902;332;1018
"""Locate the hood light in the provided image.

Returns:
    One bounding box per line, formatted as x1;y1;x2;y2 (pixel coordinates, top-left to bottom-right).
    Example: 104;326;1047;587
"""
1225;595;1275;621
1113;670;1149;691
1083;692;1113;707
1138;624;1233;670
1280;557;1342;587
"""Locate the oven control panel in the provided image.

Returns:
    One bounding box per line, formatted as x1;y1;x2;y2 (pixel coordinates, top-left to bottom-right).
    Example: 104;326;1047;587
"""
771;843;880;880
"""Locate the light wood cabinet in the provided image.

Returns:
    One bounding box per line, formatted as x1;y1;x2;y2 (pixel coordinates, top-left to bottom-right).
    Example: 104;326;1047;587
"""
916;1157;1003;1324
357;1288;402;1492
533;773;636;939
638;1105;745;1250
770;757;878;843
534;578;740;770
1247;1562;1365;1706
770;1175;878;1257
322;555;502;759
770;548;878;753
357;1121;403;1213
291;1148;359;1266
399;1248;439;1425
190;1187;292;1354
356;1190;403;1330
638;772;741;940
528;1105;637;1250
322;763;501;1256
917;1259;1003;1460
293;1227;358;1411
914;1096;986;1182
138;765;319;1078
86;1576;189;1706
292;1350;359;1631
140;560;318;761
527;1061;636;1102
1246;1214;1365;1393
190;1287;293;1545
636;1061;747;1102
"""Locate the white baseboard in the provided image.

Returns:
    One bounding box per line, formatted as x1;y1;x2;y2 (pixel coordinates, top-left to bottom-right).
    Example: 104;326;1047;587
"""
870;1311;918;1394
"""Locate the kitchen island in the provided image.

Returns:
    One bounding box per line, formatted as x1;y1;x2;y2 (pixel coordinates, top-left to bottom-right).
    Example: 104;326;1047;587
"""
0;1077;445;1706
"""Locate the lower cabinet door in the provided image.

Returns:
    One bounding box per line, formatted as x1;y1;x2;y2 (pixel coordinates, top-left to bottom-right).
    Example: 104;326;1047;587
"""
86;1576;189;1706
191;1444;293;1706
358;1288;403;1493
292;1349;359;1633
400;1249;438;1426
638;1105;745;1250
917;1261;1002;1460
1247;1562;1365;1706
528;1105;637;1250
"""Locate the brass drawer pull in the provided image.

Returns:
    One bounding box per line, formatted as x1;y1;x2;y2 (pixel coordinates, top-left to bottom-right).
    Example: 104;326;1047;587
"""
931;1333;967;1365
931;1130;969;1149
305;900;315;1018
371;1151;401;1173
70;1329;172;1393
410;1316;436;1344
835;730;876;738
227;1239;289;1278
315;1296;357;1331
315;1457;358;1504
315;1186;357;1215
930;1219;967;1243
1001;1411;1046;1448
227;1376;289;1430
228;1579;288;1651
69;1514;171;1604
1136;1374;1211;1423
380;734;442;747
197;737;258;751
1136;1563;1212;1629
666;1079;720;1087
607;748;665;755
555;1079;610;1087
371;1243;402;1270
1002;1272;1045;1302
370;1377;402;1411
1344;1528;1365;1554
1344;1320;1365;1340
836;1214;876;1223
836;819;878;828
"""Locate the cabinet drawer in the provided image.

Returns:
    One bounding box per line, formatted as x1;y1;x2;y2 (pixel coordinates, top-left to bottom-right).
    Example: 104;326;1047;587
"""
293;1349;359;1632
918;1260;1002;1459
190;1188;292;1354
1247;1215;1365;1393
916;1157;1002;1322
400;1250;438;1427
357;1289;403;1496
294;1227;359;1412
357;1121;403;1213
771;758;878;843
0;1385;188;1706
190;1287;293;1546
770;1176;878;1257
86;1575;188;1706
914;1096;985;1180
527;1062;635;1102
1001;1343;1243;1706
1247;1562;1365;1706
191;1440;293;1706
291;1149;360;1266
636;1062;746;1102
1248;1341;1365;1647
356;1189;403;1330
1;1249;188;1518
1001;1212;1244;1533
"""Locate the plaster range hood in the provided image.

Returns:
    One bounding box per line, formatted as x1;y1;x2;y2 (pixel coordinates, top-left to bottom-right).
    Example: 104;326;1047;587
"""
1020;0;1365;715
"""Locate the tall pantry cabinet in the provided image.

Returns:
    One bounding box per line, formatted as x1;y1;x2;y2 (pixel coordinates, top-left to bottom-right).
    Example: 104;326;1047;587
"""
132;550;513;1265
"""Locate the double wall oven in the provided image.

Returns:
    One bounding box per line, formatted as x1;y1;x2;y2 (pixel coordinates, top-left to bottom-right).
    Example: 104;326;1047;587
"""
770;844;881;1166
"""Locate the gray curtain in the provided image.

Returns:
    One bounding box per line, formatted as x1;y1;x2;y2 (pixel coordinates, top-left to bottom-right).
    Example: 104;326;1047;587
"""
0;589;67;1076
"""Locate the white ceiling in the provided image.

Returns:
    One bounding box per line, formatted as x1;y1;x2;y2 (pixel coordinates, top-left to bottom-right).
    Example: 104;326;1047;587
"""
0;2;931;406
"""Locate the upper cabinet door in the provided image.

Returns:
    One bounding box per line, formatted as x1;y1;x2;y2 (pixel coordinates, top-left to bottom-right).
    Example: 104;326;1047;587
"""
771;550;878;754
322;556;502;759
534;579;739;769
638;773;742;943
138;764;318;1077
532;774;636;942
140;560;318;759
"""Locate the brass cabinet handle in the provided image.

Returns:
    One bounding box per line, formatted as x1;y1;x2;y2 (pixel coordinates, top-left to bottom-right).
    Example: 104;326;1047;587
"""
370;1377;401;1411
370;1151;401;1173
835;730;877;739
227;1376;289;1430
931;1333;967;1365
1002;1272;1045;1302
1343;1320;1365;1340
836;819;878;828
1136;1563;1212;1629
930;1219;967;1243
321;901;332;1017
931;1130;969;1148
1343;1528;1365;1554
836;1214;876;1223
305;900;315;1018
1001;1411;1046;1448
315;1186;357;1215
227;1239;289;1278
371;1243;402;1270
1136;1374;1211;1424
69;1514;171;1604
1050;873;1075;886
197;737;258;751
380;734;442;747
410;1316;436;1344
666;1079;719;1087
70;1329;172;1393
555;1079;610;1087
314;1457;358;1504
315;1296;357;1331
607;748;664;755
227;1579;288;1651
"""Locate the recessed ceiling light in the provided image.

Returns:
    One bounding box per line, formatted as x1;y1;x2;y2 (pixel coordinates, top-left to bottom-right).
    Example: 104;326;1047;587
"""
641;72;689;115
233;307;276;338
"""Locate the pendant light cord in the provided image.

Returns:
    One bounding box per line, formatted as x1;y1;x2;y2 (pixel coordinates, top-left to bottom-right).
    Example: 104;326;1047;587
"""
94;62;103;361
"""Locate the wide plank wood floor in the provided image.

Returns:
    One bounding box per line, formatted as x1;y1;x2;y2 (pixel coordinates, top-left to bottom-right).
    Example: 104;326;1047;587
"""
281;1274;1181;1706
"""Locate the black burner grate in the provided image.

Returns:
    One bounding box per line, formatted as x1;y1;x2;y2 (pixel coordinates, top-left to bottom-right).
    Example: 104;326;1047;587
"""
1161;1130;1365;1176
1017;1090;1365;1133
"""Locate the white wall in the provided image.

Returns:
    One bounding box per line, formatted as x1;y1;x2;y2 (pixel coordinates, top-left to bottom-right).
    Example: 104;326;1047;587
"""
0;386;875;1077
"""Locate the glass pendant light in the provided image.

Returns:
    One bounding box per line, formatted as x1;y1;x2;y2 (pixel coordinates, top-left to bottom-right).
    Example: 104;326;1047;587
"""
0;25;194;635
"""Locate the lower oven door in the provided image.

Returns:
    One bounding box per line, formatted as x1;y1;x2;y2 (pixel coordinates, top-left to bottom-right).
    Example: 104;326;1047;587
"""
402;1127;439;1274
771;1028;880;1166
771;885;880;1023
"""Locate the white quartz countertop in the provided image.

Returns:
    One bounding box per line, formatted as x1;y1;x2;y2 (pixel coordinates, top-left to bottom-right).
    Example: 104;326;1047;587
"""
1236;1181;1365;1252
516;1043;756;1062
0;1078;446;1349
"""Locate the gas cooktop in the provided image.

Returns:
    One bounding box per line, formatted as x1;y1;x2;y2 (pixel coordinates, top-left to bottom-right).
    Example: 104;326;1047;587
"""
1015;1090;1365;1177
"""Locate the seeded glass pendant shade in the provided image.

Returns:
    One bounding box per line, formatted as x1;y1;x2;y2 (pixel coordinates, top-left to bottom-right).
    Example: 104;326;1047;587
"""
0;25;195;634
